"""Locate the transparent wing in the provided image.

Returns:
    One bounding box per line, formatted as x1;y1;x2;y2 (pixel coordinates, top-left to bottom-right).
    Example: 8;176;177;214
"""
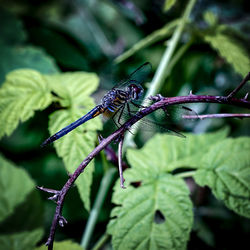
112;103;198;137
113;62;152;90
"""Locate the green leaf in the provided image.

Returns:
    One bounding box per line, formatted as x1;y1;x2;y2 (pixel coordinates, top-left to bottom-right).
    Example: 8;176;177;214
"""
0;154;35;222
45;72;100;108
0;9;59;83
0;69;53;139
36;240;84;250
164;0;177;12
0;45;59;83
0;228;43;250
194;137;250;218
126;129;228;174
107;132;201;249
45;72;102;211
203;29;250;76
108;173;193;250
115;19;179;63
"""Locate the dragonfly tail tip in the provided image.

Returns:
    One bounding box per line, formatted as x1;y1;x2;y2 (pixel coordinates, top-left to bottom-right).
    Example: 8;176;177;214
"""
40;141;47;147
40;138;51;147
41;134;58;147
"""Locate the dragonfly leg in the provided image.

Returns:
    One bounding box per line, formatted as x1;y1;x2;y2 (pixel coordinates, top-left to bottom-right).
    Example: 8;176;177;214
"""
111;112;119;129
125;103;136;135
111;106;124;128
117;105;125;126
126;103;133;118
127;103;141;119
162;106;170;117
131;101;147;109
112;116;119;128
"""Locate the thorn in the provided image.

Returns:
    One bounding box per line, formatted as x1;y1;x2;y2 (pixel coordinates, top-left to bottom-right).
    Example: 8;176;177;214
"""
149;94;163;102
45;238;51;246
58;215;68;227
98;134;104;143
67;171;73;178
36;186;60;194
189;90;193;95
158;94;164;99
162;106;170;117
244;92;249;100
48;193;59;202
120;177;126;189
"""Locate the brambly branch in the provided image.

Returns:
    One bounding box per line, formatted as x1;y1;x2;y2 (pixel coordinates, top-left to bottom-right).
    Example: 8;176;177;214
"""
38;70;250;250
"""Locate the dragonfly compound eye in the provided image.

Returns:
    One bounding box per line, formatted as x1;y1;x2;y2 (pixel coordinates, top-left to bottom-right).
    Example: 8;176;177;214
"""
129;84;143;100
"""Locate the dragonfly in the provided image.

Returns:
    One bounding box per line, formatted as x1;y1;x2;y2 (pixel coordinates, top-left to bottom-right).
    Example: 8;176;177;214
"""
41;62;192;147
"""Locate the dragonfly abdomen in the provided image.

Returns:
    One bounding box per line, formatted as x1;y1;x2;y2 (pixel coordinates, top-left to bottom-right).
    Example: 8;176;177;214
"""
41;105;103;146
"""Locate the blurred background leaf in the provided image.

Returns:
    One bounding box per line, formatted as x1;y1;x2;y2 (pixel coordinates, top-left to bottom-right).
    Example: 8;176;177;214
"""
194;137;250;218
0;8;59;83
0;228;44;250
36;240;83;250
0;155;35;222
203;27;250;76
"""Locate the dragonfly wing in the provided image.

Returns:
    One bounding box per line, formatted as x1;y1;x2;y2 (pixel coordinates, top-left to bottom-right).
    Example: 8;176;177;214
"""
128;111;186;138
113;62;152;90
116;103;198;137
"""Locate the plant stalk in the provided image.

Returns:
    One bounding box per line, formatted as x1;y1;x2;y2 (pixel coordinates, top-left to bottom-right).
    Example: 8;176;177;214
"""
175;170;196;178
123;0;197;148
81;168;116;248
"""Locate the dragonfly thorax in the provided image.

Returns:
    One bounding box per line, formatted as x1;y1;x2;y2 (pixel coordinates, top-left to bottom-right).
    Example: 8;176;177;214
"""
126;83;143;100
101;89;129;113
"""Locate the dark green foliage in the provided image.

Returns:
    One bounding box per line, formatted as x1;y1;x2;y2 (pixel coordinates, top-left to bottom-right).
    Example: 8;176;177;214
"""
0;8;59;83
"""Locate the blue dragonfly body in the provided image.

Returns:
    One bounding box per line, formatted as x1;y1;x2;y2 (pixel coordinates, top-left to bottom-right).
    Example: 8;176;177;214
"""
41;63;151;146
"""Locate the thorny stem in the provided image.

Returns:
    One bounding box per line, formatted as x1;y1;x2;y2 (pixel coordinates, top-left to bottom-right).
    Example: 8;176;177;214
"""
41;93;250;249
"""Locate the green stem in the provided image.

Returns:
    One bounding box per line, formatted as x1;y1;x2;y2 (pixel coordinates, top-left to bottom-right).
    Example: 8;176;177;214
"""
92;233;110;250
100;150;109;173
123;0;197;148
81;168;116;249
175;170;196;178
164;38;193;79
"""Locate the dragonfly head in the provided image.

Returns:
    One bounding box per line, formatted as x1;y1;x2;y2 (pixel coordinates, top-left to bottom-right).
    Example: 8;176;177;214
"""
127;83;143;100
